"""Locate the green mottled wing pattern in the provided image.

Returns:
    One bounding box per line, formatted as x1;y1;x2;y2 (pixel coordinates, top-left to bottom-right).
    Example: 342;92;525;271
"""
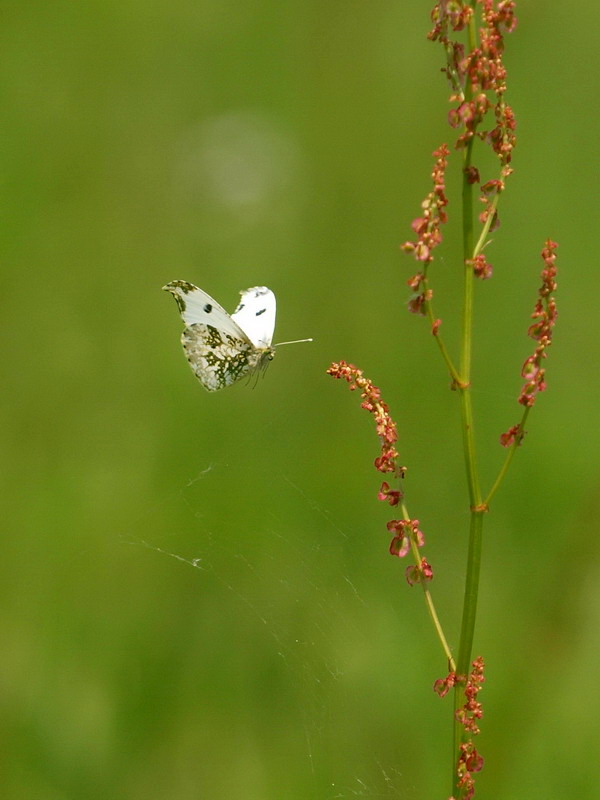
182;323;273;392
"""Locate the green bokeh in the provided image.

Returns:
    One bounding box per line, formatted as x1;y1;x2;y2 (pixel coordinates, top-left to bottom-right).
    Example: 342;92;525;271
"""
2;2;598;798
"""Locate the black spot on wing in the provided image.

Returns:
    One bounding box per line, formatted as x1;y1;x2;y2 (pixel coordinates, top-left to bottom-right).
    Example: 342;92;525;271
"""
255;308;266;316
203;303;213;313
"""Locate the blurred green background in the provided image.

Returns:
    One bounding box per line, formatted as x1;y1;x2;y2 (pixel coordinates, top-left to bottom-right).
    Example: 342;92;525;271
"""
2;2;598;798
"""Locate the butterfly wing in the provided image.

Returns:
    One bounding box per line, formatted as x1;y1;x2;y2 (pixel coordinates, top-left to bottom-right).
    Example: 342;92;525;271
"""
231;286;276;348
163;280;249;341
181;322;270;391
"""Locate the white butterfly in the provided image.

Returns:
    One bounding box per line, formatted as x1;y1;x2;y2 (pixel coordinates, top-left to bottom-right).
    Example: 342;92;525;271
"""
164;281;304;391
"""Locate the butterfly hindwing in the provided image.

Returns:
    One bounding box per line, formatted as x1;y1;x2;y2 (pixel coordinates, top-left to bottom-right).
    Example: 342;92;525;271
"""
181;323;272;392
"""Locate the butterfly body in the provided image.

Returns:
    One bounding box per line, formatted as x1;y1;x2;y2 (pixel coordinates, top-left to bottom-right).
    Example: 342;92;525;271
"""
163;280;276;391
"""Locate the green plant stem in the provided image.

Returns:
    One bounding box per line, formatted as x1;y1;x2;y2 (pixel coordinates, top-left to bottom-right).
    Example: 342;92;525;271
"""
457;133;481;509
460;140;476;385
452;53;485;794
467;1;478;50
458;388;481;507
432;330;461;387
455;515;484;680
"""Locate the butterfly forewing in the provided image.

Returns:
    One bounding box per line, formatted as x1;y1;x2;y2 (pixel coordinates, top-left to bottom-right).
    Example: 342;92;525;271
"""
231;286;276;348
163;280;248;341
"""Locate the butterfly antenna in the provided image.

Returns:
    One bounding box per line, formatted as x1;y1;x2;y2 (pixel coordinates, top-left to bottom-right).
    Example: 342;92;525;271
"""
274;338;313;347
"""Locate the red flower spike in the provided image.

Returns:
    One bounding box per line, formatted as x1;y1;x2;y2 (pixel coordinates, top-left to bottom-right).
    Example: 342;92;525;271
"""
328;362;412;557
403;145;450;275
442;656;486;800
430;0;518;203
409;4;519;324
435;660;486;796
510;240;558;411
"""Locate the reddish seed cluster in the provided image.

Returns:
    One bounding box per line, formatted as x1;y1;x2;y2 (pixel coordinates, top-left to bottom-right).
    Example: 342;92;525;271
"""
405;272;432;316
489;100;516;172
387;519;430;585
327;361;403;477
467;253;493;280
472;0;518;199
518;239;558;407
448;92;491;151
455;657;486;799
435;657;485;800
378;481;401;506
427;1;518;246
431;0;517;152
405;556;433;586
456;655;485;735
499;423;523;448
428;2;473;40
387;518;424;558
403;4;519;317
402;145;450;316
500;240;558;445
402;143;450;269
456;740;484;800
328;361;430;579
478;178;503;233
433;670;459;698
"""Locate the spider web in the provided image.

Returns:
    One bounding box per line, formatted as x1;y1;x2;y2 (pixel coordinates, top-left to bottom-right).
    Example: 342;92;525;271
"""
122;440;428;798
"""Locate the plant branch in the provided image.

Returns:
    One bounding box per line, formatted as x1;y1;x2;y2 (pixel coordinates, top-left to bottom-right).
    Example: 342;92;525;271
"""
485;408;530;507
402;500;456;670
